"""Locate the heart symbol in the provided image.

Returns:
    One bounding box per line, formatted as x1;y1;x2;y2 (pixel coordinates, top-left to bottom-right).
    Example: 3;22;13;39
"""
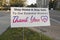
41;16;48;22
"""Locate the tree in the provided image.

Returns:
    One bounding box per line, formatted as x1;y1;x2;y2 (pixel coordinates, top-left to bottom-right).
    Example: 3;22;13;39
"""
49;0;57;10
27;3;37;7
10;0;26;7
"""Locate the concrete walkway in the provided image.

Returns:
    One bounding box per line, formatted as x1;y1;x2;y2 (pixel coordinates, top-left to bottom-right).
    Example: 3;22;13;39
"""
0;11;10;35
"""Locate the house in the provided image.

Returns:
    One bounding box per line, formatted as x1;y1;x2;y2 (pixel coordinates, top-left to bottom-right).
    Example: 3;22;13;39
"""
57;0;60;8
37;0;60;8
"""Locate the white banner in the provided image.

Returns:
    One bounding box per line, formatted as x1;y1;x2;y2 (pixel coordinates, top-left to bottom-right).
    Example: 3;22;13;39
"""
11;7;50;27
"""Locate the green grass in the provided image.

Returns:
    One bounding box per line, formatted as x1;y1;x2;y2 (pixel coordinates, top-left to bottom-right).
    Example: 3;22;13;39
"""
0;28;52;40
56;8;60;10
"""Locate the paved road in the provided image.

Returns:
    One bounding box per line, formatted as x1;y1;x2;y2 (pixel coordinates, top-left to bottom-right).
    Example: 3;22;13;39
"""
0;11;10;35
31;10;60;40
50;10;60;22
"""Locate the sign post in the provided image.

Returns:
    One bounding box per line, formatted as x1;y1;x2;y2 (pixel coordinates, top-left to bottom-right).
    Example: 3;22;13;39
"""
11;7;50;28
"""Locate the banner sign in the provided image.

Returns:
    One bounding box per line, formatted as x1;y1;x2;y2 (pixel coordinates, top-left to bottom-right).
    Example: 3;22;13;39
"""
11;7;50;27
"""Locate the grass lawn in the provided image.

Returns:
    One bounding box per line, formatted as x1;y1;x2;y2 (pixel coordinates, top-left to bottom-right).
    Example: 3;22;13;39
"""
56;8;60;10
0;28;52;40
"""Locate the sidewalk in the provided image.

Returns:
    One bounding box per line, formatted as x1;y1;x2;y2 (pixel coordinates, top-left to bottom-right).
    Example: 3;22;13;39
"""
0;11;10;35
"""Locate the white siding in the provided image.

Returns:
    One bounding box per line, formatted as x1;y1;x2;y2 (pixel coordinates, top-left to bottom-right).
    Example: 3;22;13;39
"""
57;0;60;8
37;0;49;8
